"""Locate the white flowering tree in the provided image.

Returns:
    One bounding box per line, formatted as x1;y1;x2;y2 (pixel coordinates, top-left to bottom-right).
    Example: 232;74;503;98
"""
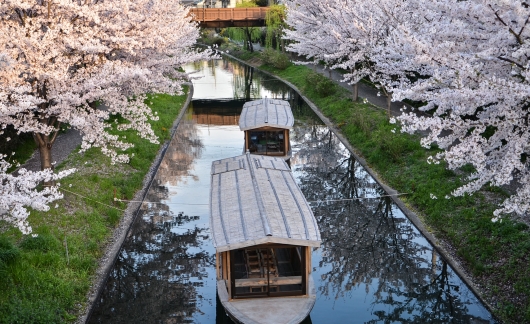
391;1;530;220
0;156;75;234
0;0;210;233
284;0;530;220
283;0;415;107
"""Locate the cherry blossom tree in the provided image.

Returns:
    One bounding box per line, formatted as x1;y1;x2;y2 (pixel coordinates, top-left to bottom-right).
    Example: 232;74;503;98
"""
390;1;530;220
284;0;530;220
0;0;210;233
0;156;75;234
283;0;413;107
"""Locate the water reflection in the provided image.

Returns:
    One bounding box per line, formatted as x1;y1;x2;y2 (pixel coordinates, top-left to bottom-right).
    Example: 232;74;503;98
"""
89;58;495;324
291;116;492;323
89;118;213;324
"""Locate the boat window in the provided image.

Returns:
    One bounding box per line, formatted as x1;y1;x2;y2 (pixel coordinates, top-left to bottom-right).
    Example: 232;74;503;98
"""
230;246;306;299
247;130;286;156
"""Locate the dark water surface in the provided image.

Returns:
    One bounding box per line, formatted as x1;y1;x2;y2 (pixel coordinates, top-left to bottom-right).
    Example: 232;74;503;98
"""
88;58;496;323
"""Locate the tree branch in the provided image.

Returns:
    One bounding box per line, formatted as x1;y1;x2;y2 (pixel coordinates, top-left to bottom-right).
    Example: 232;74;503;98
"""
489;4;523;44
497;56;525;69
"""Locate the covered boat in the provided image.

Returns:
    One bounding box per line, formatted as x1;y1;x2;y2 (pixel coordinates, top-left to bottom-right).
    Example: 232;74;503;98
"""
210;153;321;324
239;98;293;160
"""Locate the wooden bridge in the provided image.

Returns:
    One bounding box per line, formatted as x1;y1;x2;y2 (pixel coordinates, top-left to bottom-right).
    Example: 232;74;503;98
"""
188;7;270;28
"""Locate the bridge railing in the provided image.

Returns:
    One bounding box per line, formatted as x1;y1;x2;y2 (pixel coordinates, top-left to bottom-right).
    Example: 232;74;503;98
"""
188;7;269;22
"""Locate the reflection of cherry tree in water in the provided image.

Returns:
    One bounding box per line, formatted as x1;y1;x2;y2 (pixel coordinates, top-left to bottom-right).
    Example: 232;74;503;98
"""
89;116;210;323
368;258;491;324
291;119;350;173
155;119;203;188
89;195;213;323
292;125;482;323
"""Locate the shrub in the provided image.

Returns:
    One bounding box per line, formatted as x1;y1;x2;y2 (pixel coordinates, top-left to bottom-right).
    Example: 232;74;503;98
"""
0;236;19;272
261;48;290;70
199;29;227;47
305;71;336;97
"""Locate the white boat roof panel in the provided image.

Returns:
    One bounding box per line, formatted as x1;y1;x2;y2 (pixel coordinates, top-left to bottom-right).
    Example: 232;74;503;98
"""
239;98;294;131
210;154;321;252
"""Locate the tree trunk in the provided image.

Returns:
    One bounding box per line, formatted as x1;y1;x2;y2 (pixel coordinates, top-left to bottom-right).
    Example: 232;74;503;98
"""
386;92;392;118
33;124;60;186
350;68;358;102
37;138;53;171
244;28;254;53
431;249;437;281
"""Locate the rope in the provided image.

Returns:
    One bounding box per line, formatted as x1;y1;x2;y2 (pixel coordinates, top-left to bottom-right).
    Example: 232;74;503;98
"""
60;188;127;212
59;188;409;211
308;192;409;204
113;198;209;206
115;193;409;205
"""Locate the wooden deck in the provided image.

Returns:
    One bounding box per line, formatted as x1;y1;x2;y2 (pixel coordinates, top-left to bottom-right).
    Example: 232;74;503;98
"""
188;8;270;28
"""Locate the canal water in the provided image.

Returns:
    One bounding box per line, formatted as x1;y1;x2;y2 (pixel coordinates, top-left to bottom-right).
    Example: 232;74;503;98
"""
88;58;496;323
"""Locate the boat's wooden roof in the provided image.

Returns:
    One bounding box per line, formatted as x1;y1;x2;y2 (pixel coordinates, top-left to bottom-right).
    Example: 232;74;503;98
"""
210;153;321;252
239;98;294;131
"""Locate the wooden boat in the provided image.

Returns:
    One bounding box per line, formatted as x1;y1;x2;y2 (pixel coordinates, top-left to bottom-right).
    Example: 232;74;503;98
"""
239;98;293;161
210;153;321;324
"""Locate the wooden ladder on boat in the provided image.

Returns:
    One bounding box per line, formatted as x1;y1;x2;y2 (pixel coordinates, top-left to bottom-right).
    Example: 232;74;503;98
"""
244;248;279;293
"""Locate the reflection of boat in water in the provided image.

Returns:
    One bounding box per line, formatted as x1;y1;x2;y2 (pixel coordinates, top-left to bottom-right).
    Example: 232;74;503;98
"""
210;153;321;324
239;98;293;161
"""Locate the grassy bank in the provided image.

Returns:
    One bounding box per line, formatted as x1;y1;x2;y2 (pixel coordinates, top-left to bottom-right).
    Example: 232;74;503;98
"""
226;47;530;323
0;90;188;323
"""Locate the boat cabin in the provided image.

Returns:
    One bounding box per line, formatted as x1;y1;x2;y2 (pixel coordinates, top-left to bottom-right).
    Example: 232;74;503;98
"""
239;98;294;160
210;153;321;324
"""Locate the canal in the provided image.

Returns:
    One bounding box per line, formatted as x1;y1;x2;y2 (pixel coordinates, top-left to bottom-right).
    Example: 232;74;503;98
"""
88;57;496;323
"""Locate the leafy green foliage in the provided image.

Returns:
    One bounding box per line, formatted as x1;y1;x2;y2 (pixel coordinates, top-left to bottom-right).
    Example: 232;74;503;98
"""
20;233;61;253
199;29;227;47
304;71;336;97
0;236;19;273
252;0;268;6
221;25;262;52
265;5;287;50
260;48;290;70
236;0;258;7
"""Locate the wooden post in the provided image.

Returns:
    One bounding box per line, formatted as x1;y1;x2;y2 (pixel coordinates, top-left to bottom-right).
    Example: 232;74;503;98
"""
305;247;310;295
222;252;227;280
245;131;249;152
284;130;288;154
227;251;232;299
386;91;392;118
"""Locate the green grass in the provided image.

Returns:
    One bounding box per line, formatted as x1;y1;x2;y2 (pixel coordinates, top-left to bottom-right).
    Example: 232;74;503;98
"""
0;90;188;323
232;53;530;323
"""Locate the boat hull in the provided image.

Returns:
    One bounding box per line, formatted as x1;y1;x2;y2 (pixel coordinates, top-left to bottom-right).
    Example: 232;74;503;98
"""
217;276;316;324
